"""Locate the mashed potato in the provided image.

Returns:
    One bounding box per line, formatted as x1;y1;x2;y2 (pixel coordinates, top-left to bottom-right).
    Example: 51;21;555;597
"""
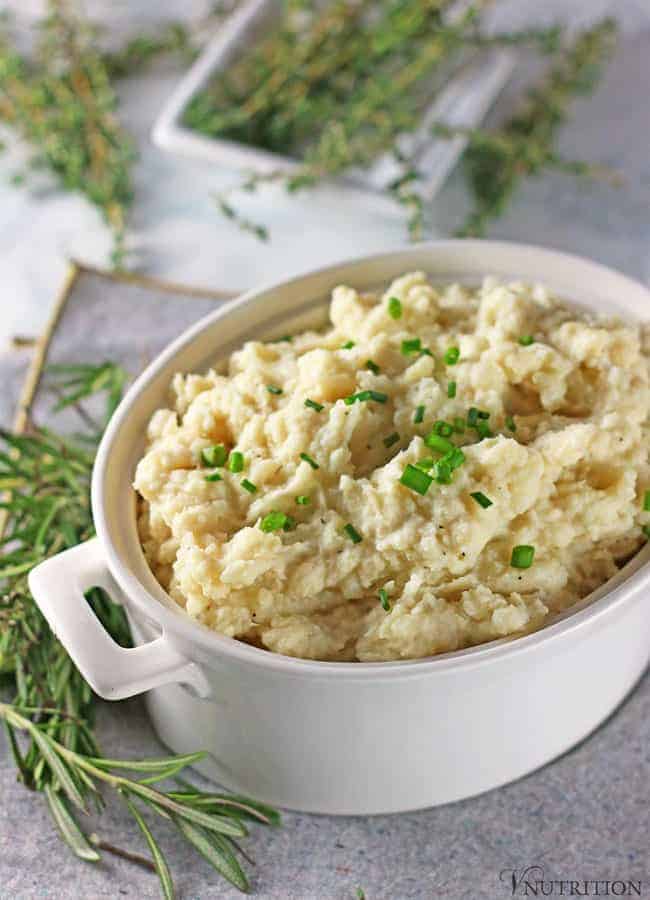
134;273;650;661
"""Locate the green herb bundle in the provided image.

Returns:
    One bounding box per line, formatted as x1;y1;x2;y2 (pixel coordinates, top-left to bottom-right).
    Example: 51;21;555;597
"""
0;362;279;898
0;1;191;267
189;5;616;241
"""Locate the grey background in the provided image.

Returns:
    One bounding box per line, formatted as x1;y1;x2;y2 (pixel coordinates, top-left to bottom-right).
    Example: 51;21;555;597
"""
2;2;650;899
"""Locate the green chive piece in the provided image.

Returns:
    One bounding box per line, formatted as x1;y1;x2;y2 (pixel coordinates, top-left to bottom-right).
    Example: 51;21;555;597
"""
383;432;400;448
471;491;493;509
476;420;493;440
278;334;293;343
414;405;425;424
433;420;453;438
643;524;650;539
505;415;517;432
228;451;245;473
365;359;380;375
643;490;650;512
401;338;421;355
300;452;319;469
241;478;257;493
511;545;535;569
477;410;490;419
282;515;296;532
378;588;391;612
420;347;434;357
267;384;283;395
433;460;452;484
204;472;223;482
467;407;479;427
295;495;311;505
345;390;388;405
424;432;455;455
444;346;460;365
344;523;363;543
415;457;436;471
201;444;228;467
447;381;457;398
260;511;288;532
400;463;433;496
519;335;535;346
453;416;465;433
445;447;465;470
305;398;324;412
341;340;355;349
387;297;402;319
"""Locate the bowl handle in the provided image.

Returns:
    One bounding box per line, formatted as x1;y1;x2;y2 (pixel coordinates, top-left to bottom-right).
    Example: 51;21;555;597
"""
28;538;210;701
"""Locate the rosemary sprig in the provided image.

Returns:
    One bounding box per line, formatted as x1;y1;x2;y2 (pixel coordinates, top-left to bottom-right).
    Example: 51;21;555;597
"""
0;362;279;897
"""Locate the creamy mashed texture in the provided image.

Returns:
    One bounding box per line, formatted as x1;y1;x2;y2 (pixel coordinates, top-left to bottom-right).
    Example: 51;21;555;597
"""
134;274;650;661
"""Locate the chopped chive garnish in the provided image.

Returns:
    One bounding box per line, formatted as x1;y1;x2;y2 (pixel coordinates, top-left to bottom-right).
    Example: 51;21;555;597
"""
505;415;517;432
433;420;453;438
445;447;465;470
471;491;493;509
416;457;435;471
383;432;400;448
341;340;355;349
433;460;452;484
260;511;289;532
453;416;465;433
345;390;388;404
420;347;434;357
511;545;535;569
424;432;455;455
477;410;490;420
228;451;244;473
300;452;319;470
387;296;402;319
295;495;311;505
414;405;425;424
643;490;650;511
476;420;493;440
283;515;296;532
344;523;363;543
444;346;460;365
267;384;283;395
401;337;421;355
365;359;380;375
241;479;257;493
467;407;479;427
643;524;650;539
447;381;457;398
204;472;222;482
400;463;433;496
201;444;228;467
305;398;324;412
378;588;391;612
518;335;534;346
278;334;293;343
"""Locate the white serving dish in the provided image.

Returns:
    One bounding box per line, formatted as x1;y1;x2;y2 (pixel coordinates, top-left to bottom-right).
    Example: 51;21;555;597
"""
29;241;650;816
152;0;515;203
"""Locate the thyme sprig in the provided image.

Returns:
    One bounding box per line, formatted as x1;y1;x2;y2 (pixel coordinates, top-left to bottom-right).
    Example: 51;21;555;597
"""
200;9;615;241
0;2;192;267
445;17;619;236
0;362;279;897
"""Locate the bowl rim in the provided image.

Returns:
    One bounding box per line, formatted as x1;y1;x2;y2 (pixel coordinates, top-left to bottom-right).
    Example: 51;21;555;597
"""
92;239;650;678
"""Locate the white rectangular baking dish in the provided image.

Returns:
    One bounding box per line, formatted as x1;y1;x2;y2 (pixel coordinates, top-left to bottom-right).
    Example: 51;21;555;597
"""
152;0;515;202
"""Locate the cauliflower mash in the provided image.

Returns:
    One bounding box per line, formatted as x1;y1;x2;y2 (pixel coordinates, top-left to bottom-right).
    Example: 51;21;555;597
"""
135;273;650;661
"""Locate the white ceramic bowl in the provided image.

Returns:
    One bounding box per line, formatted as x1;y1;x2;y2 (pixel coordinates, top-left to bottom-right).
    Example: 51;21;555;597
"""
29;241;650;815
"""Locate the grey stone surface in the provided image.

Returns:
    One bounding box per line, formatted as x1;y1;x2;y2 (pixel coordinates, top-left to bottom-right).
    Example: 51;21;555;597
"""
1;4;650;900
